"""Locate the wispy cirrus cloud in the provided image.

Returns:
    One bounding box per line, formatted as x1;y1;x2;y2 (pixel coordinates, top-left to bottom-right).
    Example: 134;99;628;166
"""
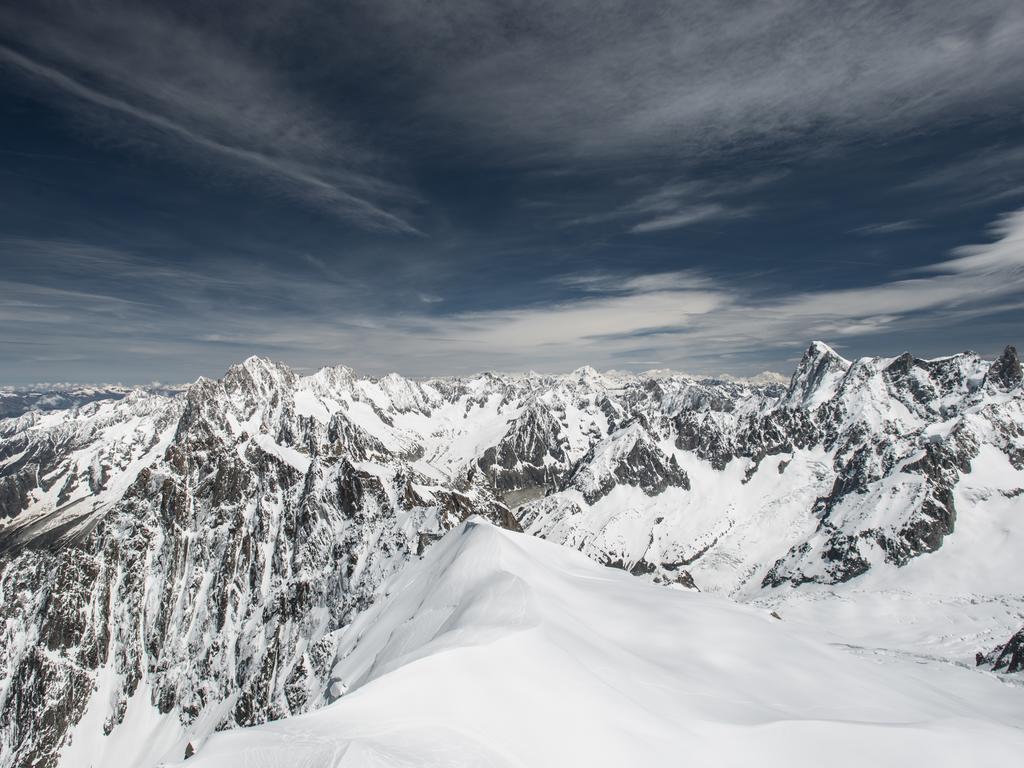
401;206;1024;371
567;174;776;234
629;204;752;233
903;144;1024;209
405;0;1024;159
4;207;1023;381
851;220;922;236
0;4;419;233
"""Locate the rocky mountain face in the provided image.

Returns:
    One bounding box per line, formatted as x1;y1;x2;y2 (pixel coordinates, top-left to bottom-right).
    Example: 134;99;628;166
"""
0;343;1021;767
0;359;515;768
519;343;1023;597
979;626;1024;673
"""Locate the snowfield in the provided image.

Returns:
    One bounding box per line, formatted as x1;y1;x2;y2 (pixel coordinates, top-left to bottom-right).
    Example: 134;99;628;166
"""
176;520;1024;768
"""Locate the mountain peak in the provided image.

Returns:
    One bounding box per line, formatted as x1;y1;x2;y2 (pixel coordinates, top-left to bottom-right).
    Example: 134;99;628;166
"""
806;340;842;358
572;365;601;380
223;356;293;386
220;357;297;416
784;340;851;408
985;345;1022;391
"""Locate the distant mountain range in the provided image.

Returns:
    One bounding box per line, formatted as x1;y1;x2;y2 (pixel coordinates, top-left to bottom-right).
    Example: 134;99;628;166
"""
1;342;1021;767
0;384;185;420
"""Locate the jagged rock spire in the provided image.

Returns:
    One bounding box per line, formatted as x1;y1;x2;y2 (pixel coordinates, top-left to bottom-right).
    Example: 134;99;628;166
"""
985;345;1022;391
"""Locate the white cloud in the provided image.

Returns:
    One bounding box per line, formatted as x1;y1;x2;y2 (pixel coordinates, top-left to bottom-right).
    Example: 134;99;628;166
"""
926;208;1024;275
395;205;1024;371
422;288;725;351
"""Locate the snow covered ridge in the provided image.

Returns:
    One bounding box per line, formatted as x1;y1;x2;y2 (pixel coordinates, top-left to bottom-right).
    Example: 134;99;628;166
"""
0;342;1021;768
0;383;185;420
178;520;1024;768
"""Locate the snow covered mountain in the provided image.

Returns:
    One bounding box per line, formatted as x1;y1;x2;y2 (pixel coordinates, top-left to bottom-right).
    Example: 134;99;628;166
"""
521;342;1023;595
0;342;1021;767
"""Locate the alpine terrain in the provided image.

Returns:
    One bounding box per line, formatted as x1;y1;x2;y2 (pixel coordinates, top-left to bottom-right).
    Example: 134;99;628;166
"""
1;341;1022;767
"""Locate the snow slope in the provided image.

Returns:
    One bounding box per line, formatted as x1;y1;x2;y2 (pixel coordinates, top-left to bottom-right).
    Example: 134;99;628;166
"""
754;440;1024;666
178;520;1024;768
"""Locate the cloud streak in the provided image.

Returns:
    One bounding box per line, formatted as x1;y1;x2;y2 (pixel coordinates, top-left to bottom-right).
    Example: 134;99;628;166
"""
0;5;419;232
903;144;1024;209
568;175;775;234
851;220;922;236
629;204;749;233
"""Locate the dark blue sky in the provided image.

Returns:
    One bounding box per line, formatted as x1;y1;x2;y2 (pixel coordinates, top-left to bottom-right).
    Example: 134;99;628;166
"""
2;0;1024;384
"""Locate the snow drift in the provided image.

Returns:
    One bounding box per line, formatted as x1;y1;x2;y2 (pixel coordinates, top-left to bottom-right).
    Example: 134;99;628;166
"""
178;520;1024;768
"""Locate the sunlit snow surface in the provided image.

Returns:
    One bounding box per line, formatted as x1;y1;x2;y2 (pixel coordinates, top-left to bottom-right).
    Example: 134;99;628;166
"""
178;520;1024;768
